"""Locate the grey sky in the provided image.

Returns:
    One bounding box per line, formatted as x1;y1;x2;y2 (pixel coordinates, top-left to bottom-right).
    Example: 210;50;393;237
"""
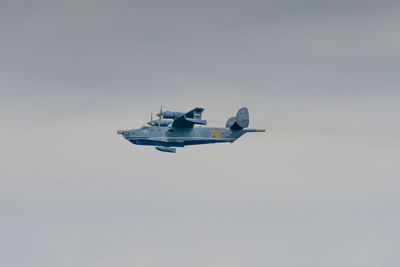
1;1;400;266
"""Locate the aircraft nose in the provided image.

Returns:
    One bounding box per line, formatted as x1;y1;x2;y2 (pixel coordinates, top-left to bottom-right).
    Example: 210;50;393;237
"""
117;130;124;135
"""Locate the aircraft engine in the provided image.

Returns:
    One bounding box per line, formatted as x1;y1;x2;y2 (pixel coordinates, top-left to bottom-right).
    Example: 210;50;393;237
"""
157;111;184;119
147;120;172;127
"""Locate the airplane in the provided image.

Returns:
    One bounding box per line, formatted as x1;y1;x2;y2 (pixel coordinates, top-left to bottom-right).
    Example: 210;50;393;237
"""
117;106;265;153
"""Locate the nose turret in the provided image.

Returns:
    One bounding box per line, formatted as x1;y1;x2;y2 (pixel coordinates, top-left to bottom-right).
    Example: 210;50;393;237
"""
117;130;124;135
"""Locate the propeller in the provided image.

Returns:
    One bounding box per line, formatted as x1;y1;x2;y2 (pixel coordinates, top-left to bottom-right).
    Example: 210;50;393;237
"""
146;113;154;126
158;105;163;127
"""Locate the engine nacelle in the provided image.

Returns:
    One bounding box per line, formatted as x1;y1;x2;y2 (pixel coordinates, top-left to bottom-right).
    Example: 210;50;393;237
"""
147;120;173;127
157;111;184;119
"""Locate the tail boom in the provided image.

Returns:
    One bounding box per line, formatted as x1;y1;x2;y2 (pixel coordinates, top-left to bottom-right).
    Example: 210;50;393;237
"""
243;128;266;133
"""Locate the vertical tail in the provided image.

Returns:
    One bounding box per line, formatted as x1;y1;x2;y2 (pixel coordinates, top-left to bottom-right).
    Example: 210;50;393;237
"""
226;107;249;130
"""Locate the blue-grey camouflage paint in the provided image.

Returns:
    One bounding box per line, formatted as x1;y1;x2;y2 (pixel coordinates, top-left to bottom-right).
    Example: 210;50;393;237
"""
117;107;265;153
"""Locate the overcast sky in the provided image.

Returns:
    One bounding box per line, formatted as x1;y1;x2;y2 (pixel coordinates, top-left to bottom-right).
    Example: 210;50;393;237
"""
1;1;400;266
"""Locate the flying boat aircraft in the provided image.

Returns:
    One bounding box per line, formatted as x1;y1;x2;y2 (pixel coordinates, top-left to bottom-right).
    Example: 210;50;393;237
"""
117;106;265;153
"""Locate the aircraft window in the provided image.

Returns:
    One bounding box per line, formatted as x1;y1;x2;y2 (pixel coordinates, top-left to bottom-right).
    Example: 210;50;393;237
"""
168;129;175;132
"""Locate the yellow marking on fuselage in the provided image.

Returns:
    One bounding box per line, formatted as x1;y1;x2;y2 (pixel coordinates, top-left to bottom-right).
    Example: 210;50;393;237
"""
209;130;221;138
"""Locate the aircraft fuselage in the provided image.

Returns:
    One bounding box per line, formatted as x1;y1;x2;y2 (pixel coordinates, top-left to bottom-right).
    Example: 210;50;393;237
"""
118;126;258;147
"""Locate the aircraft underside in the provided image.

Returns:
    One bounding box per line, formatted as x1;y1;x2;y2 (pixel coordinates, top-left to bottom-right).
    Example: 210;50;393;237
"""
129;137;235;147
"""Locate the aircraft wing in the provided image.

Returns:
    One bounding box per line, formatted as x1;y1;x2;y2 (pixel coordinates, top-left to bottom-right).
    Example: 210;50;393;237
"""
172;107;207;128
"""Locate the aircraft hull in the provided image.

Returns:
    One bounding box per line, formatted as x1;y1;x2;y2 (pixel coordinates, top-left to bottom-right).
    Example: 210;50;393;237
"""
124;127;242;147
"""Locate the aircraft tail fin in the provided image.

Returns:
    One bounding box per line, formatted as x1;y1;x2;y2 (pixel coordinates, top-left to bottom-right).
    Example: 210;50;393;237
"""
226;107;249;130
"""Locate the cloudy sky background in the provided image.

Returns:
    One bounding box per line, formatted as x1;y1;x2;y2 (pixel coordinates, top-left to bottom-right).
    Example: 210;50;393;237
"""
1;0;400;266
